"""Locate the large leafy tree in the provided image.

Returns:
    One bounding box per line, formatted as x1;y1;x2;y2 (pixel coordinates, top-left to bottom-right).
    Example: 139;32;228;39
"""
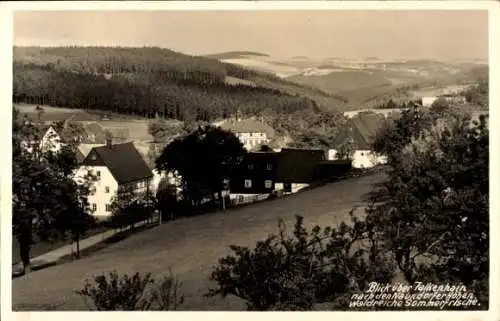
369;107;489;305
156;125;246;209
12;108;94;273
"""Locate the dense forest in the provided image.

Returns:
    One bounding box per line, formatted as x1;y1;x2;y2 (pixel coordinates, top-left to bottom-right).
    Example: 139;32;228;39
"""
13;46;346;122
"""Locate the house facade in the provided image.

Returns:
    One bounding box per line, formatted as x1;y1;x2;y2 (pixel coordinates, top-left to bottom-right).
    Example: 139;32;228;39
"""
39;126;65;154
422;96;439;107
229;151;281;195
218;117;275;151
274;148;325;194
73;140;154;219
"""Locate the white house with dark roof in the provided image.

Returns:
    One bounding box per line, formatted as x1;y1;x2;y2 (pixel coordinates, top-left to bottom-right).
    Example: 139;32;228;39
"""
329;113;388;168
218;117;275;151
73;138;154;219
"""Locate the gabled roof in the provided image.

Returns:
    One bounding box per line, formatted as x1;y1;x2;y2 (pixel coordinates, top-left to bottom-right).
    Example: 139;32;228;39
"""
77;143;106;158
219;118;275;136
82;142;153;184
275;148;325;183
334;113;386;150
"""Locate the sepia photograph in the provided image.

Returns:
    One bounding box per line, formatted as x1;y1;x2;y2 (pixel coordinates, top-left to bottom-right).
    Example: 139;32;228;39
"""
2;1;495;316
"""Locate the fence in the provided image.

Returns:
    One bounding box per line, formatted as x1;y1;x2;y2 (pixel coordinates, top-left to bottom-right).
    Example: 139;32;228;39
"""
230;193;270;207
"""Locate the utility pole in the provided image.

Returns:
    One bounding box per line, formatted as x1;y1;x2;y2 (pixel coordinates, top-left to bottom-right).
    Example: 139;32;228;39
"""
222;179;230;211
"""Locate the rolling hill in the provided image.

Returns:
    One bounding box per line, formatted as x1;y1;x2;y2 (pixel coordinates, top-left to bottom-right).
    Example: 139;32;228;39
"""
13;46;347;123
206;52;487;109
204;51;270;60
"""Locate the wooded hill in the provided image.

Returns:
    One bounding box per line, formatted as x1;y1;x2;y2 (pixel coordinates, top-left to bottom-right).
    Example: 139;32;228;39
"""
13;46;347;122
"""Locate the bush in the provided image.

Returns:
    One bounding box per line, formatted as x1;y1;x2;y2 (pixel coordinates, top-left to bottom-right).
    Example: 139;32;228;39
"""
206;214;395;311
76;271;184;311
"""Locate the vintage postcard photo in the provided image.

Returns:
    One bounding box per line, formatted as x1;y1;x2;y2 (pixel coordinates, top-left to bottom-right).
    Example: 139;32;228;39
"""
1;1;497;318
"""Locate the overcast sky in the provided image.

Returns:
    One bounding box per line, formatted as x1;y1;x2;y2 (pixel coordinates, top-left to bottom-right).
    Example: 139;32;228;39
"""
14;10;488;60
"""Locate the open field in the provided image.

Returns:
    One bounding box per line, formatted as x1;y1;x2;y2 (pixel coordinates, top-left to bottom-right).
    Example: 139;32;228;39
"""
12;172;385;311
76;120;156;142
14;103;146;122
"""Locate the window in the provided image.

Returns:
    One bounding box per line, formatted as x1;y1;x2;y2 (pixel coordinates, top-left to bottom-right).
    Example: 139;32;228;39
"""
105;204;111;212
105;186;110;193
266;163;273;170
91;154;96;160
96;171;101;177
265;180;273;189
244;179;252;188
360;152;364;156
92;204;97;212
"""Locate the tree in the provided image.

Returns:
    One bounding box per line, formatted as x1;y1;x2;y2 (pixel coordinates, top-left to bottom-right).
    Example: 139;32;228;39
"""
155;176;179;222
336;137;355;161
60;121;87;144
430;97;451;115
12;108;94;273
371;105;434;163
209;109;489;310
462;78;488;109
207;214;395;310
368;110;489;305
76;270;184;310
147;119;182;144
156;125;246;210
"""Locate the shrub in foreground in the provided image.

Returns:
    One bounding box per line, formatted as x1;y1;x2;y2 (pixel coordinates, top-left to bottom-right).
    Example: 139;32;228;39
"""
76;270;184;310
206;214;395;311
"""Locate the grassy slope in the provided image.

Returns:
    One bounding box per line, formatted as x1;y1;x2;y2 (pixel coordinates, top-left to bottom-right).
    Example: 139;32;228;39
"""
12;172;384;311
289;70;394;95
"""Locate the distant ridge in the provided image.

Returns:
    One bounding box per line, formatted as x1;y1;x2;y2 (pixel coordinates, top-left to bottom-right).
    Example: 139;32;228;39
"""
204;51;270;60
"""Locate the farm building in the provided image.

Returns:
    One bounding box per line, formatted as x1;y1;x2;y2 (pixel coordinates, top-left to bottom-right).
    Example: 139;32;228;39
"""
229;151;281;195
218;117;275;151
73;139;154;219
274;148;325;194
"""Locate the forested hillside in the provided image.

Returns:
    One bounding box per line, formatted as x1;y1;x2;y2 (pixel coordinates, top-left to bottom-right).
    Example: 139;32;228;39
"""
13;46;346;122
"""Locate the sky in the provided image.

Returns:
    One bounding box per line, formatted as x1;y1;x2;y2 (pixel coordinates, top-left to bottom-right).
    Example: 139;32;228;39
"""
14;10;488;61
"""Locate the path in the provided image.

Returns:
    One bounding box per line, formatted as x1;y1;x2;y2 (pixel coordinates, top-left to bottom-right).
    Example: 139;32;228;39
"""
12;220;149;276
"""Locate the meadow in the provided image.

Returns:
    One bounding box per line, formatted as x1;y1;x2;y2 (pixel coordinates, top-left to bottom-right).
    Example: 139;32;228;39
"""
12;172;384;311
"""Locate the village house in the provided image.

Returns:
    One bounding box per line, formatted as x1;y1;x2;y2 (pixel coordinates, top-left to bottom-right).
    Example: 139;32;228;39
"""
39;126;64;154
218;117;275;151
73;139;154;219
227;148;331;205
274;148;326;194
229;151;281;195
329;113;387;169
422;96;439;107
